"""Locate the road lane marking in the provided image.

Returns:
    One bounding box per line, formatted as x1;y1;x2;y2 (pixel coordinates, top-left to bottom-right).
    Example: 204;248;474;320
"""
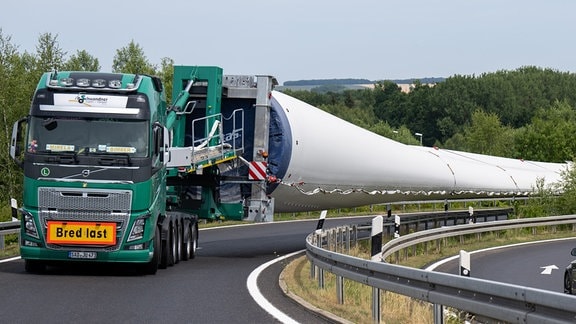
247;250;303;324
0;256;20;263
540;265;559;275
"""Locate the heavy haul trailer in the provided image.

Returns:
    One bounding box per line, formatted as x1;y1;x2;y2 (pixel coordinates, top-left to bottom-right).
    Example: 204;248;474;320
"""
167;66;277;223
10;66;276;274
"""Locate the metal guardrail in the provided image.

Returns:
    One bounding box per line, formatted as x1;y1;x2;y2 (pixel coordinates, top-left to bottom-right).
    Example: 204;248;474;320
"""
380;208;512;238
306;215;576;323
382;215;576;262
0;220;20;250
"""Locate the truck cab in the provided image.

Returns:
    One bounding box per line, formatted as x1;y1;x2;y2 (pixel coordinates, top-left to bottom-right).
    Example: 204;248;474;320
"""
10;71;197;274
10;66;279;273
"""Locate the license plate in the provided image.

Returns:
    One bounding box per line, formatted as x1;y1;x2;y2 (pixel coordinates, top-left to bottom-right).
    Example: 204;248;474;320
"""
68;251;97;259
47;221;116;245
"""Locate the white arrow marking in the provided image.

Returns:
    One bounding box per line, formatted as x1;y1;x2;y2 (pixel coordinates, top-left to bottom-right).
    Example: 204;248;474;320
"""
540;265;559;275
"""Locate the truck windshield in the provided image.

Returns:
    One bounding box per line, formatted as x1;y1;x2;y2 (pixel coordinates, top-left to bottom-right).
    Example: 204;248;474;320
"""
27;116;149;158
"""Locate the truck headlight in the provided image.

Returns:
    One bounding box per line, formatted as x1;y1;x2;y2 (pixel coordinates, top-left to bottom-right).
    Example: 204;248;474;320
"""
23;212;39;239
127;218;146;242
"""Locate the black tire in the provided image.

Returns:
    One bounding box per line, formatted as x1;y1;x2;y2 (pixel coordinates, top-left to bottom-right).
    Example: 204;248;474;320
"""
181;221;192;261
565;271;573;294
167;222;176;267
174;221;181;264
190;223;198;260
159;223;174;269
24;259;46;274
171;222;179;265
142;227;161;275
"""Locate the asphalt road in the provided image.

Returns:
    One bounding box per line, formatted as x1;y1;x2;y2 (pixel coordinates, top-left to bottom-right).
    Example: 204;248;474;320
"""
431;237;576;293
0;217;369;324
3;214;567;323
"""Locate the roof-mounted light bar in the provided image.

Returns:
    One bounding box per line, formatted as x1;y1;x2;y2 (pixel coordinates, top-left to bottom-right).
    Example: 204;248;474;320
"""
46;73;142;93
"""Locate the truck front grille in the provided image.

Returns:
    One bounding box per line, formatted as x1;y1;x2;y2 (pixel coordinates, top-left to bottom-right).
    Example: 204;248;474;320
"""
38;187;132;251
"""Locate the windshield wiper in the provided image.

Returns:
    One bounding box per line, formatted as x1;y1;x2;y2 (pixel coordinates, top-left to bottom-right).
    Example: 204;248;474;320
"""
90;152;132;166
40;151;78;164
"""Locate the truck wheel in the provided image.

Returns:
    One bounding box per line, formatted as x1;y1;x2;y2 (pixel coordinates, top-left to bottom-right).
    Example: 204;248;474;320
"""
190;223;198;259
565;271;573;294
142;227;161;275
174;221;181;264
181;221;192;261
168;222;177;266
24;259;46;274
159;223;175;268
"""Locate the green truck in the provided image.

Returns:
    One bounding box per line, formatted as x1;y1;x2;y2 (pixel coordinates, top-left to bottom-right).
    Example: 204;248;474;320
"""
10;66;277;274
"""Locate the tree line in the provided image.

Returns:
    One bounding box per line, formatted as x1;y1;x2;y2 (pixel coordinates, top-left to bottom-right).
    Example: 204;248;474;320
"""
1;30;576;206
282;66;576;163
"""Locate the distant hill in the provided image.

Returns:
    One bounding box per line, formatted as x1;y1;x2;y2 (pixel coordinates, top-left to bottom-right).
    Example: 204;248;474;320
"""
282;77;445;87
283;78;372;86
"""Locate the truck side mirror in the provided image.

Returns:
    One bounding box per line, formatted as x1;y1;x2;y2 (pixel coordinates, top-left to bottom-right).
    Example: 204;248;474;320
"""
153;122;171;166
163;127;171;165
10;117;27;168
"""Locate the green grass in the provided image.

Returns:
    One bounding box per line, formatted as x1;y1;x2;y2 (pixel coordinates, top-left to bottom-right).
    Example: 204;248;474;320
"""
0;241;19;259
0;205;15;222
282;245;434;323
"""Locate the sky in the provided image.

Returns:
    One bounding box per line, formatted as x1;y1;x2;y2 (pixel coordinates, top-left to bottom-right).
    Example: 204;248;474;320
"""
2;0;576;84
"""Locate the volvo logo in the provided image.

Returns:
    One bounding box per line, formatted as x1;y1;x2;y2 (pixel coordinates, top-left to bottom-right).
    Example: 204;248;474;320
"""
40;167;50;177
81;169;91;177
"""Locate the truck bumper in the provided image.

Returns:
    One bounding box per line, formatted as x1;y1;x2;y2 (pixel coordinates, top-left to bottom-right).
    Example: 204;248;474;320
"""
20;246;154;263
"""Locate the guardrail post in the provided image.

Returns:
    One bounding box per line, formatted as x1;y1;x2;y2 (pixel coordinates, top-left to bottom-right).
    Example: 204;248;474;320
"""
336;275;344;304
311;211;327;281
345;226;351;254
310;233;320;279
433;304;444;324
332;229;337;251
317;266;324;289
11;198;18;220
315;210;327;234
316;232;324;289
338;227;343;253
372;288;381;323
468;206;475;224
460;250;471;277
371;216;383;262
371;215;383;321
